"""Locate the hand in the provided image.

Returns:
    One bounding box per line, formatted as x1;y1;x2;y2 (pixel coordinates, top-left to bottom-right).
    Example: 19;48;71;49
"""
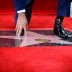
16;12;28;36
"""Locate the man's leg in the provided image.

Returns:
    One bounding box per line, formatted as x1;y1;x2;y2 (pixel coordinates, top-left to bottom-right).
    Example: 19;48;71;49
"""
25;0;34;23
15;1;34;23
54;0;71;39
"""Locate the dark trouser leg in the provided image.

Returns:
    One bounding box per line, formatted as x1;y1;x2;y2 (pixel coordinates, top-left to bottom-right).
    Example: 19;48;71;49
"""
56;0;70;27
57;0;70;17
15;0;34;24
25;0;34;24
56;0;70;26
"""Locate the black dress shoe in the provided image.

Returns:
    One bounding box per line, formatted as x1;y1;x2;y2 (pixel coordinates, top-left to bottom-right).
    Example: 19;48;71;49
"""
53;19;68;39
20;29;25;36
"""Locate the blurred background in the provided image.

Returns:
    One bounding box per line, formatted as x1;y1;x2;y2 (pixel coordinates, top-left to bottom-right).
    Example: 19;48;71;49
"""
0;0;58;14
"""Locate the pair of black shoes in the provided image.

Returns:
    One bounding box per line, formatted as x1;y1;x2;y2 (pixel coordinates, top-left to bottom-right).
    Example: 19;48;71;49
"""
53;19;68;39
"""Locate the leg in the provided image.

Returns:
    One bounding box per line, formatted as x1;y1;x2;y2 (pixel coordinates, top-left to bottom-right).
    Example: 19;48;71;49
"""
54;0;71;39
25;0;34;24
15;0;34;24
57;0;70;17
